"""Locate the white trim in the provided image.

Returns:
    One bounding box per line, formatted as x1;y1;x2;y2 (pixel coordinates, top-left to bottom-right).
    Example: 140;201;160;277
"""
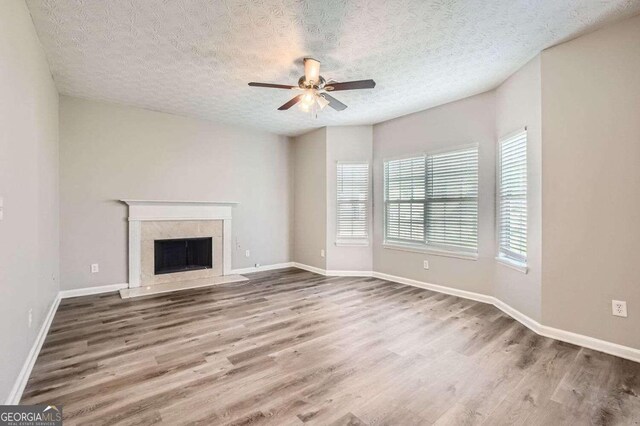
335;239;370;247
372;271;640;363
495;256;528;274
120;200;239;206
371;271;494;304
291;262;328;276
291;266;640;364
292;263;373;277
326;270;373;277
492;298;541;334
382;242;478;260
60;283;129;299
230;262;294;275
5;294;61;405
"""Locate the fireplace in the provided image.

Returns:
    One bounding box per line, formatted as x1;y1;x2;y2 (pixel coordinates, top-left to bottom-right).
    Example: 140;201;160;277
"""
154;237;213;275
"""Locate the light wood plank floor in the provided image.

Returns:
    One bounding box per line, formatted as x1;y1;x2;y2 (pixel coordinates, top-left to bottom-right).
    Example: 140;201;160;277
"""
22;268;640;425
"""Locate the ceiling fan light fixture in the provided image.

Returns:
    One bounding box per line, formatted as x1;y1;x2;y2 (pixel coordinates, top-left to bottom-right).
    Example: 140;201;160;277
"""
317;95;330;110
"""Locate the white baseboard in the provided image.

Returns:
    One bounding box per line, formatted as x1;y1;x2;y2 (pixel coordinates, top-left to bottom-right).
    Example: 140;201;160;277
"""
294;267;640;364
376;272;640;363
230;262;294;275
292;262;373;277
59;283;128;299
371;271;494;305
537;323;640;364
291;262;328;275
326;270;373;277
5;294;61;405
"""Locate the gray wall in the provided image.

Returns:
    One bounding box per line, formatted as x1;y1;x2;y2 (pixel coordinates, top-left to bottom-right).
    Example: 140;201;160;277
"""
293;128;327;270
494;55;543;322
0;0;60;402
325;126;373;272
541;14;640;349
372;91;497;295
59;96;292;290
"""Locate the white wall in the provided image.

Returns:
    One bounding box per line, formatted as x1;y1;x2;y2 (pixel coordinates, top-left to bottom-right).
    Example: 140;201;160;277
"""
325;126;373;272
293;128;327;269
541;14;640;349
494;55;543;322
59;96;292;290
372;92;496;295
0;0;60;402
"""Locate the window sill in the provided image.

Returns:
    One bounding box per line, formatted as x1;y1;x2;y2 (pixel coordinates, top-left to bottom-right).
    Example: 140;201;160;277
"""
383;242;478;260
335;239;370;247
496;256;528;274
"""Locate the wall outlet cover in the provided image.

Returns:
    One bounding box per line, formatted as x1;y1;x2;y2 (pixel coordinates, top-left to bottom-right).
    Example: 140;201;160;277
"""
245;250;250;258
612;300;627;317
91;263;99;273
320;249;325;258
423;260;429;270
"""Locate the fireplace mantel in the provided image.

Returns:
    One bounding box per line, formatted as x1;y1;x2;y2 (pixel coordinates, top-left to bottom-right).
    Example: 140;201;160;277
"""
121;200;237;288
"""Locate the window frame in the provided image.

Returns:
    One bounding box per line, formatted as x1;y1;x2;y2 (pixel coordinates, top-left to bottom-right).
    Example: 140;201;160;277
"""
496;128;528;272
383;144;479;259
335;161;370;246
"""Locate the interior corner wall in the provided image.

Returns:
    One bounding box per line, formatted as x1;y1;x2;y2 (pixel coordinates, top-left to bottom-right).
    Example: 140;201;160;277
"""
59;96;292;290
372;91;496;296
325;126;373;272
293;128;327;270
494;55;543;322
541;13;640;349
0;0;60;402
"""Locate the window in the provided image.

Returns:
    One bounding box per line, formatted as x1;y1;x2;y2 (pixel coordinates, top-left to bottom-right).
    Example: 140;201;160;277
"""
426;147;478;251
384;156;426;244
384;146;479;254
497;130;527;265
336;162;369;243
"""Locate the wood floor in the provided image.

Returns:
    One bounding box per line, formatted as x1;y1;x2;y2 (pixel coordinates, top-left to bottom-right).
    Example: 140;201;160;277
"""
22;268;640;425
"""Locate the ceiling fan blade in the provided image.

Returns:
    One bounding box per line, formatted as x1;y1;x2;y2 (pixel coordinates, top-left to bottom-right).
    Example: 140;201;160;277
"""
278;94;303;110
249;82;296;89
303;58;321;84
321;94;347;111
325;79;376;91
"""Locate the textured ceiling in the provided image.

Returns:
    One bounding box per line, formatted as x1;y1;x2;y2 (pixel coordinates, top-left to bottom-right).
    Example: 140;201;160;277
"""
27;0;640;136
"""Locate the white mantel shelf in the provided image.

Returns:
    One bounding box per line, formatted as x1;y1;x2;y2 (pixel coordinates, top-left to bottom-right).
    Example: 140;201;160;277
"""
121;199;239;206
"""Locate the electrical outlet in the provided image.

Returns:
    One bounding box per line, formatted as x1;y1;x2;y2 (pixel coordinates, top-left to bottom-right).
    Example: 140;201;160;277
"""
612;300;627;317
245;250;250;258
320;249;325;258
255;263;261;268
91;263;99;273
423;260;429;270
28;309;33;328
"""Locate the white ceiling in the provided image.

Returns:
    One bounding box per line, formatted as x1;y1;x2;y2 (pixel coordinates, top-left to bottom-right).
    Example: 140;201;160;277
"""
26;0;640;136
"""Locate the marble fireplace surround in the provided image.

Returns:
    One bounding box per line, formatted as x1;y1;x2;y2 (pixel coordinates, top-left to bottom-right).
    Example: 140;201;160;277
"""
121;200;242;296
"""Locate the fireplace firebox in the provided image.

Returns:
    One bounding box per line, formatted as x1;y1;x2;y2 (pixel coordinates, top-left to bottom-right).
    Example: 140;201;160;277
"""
154;237;212;275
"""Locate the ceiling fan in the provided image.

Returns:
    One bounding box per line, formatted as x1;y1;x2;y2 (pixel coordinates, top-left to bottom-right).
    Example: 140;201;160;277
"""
248;58;376;113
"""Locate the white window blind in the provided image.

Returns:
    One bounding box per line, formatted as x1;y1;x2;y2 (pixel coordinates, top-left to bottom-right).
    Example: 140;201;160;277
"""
498;130;527;264
384;147;478;252
336;162;369;240
384;156;426;244
426;147;478;251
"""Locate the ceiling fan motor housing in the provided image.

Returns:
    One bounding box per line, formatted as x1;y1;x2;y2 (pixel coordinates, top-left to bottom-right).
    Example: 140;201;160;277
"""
298;75;326;90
